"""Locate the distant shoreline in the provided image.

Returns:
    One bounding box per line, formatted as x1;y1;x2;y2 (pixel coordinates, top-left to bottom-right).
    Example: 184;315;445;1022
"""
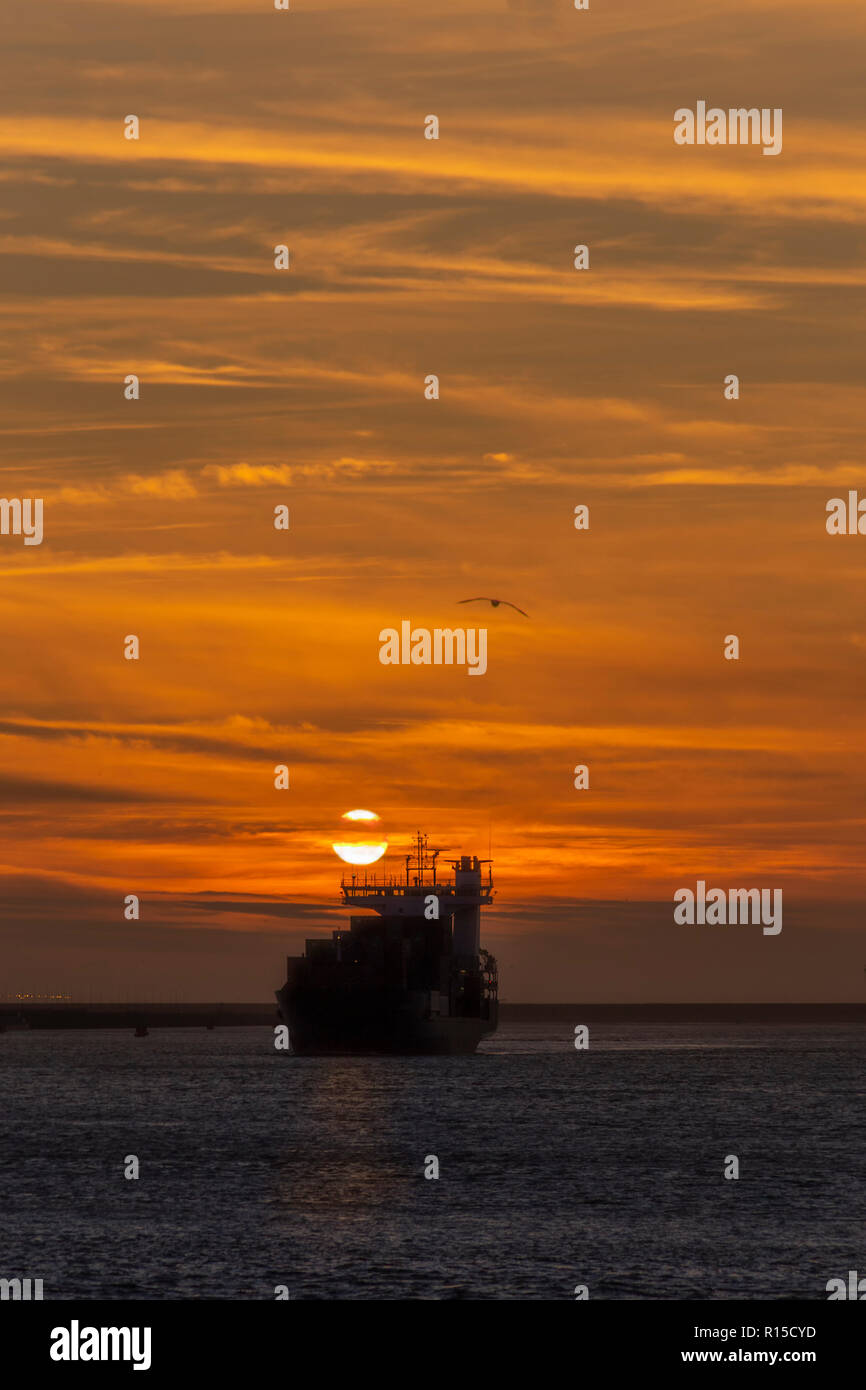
1;1001;864;1030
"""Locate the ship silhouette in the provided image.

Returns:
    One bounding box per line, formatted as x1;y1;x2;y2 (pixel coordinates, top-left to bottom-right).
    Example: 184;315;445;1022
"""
276;832;499;1054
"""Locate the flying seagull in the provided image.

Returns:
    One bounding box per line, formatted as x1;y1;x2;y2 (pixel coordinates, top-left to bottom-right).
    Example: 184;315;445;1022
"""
459;597;529;618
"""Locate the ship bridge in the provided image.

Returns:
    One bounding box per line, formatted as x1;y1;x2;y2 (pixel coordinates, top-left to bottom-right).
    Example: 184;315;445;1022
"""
340;832;493;955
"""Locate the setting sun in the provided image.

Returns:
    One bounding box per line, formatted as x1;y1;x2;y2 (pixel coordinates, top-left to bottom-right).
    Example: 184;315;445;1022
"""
332;810;388;866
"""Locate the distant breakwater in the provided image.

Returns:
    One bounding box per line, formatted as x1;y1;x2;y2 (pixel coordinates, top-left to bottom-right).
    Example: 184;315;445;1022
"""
1;1002;864;1030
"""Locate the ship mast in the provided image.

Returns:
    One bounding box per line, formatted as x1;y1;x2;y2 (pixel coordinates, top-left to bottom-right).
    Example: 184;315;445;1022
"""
405;830;441;886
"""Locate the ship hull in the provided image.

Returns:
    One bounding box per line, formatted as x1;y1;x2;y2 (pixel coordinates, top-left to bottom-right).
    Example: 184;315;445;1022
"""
275;983;496;1056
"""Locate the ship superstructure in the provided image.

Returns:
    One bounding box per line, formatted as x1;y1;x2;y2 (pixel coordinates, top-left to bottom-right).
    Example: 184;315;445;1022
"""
276;833;499;1054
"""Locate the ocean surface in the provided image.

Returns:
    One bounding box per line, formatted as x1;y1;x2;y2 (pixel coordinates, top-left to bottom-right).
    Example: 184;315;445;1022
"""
3;1021;864;1300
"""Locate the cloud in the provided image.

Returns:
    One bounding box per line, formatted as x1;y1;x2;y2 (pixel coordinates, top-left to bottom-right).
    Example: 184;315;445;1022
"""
124;469;198;499
202;462;293;487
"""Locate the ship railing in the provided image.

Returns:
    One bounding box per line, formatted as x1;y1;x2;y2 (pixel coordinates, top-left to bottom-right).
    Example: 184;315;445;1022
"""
341;879;493;900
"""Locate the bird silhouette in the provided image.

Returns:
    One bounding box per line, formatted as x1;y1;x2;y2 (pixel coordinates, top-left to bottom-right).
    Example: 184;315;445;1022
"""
459;597;529;618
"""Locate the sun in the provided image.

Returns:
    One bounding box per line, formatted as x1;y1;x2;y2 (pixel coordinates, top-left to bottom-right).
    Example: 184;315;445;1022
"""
332;809;388;865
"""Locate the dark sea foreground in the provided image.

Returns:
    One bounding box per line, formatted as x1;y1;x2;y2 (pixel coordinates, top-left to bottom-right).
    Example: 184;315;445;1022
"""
2;1021;863;1300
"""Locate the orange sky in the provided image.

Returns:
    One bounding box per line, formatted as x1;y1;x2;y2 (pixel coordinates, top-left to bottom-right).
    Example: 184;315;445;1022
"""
1;0;865;1000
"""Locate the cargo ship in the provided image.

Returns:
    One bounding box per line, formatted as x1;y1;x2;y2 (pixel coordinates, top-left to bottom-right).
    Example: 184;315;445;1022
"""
276;832;499;1054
